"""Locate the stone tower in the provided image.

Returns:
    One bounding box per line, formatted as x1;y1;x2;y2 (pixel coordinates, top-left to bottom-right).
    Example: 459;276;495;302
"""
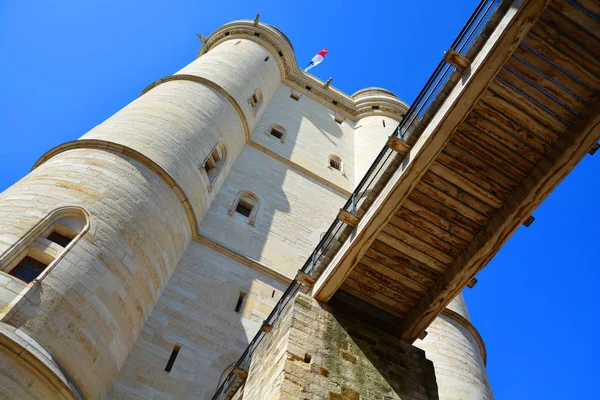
0;19;491;400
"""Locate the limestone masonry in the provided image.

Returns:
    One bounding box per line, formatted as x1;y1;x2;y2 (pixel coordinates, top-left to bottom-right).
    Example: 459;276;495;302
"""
0;18;492;400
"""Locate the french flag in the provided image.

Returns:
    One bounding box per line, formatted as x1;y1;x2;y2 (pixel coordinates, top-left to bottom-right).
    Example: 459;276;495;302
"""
305;48;328;72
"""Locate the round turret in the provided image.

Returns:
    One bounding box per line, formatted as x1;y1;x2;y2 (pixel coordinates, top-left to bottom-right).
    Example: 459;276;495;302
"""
415;292;493;399
0;28;283;399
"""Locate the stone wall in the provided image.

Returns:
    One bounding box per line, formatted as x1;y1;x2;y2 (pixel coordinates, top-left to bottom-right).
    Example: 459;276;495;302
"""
415;293;492;400
251;84;356;192
199;145;347;279
243;293;439;400
107;241;287;399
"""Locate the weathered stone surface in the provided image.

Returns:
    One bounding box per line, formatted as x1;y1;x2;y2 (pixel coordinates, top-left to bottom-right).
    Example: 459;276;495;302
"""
243;293;439;400
415;294;493;400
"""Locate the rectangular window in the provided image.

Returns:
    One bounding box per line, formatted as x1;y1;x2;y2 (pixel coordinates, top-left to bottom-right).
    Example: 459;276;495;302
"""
270;127;284;140
165;345;181;372
235;201;252;217
9;256;48;283
47;231;72;247
330;158;342;170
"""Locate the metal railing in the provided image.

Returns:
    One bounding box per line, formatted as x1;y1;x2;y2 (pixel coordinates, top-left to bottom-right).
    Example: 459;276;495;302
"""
211;1;502;398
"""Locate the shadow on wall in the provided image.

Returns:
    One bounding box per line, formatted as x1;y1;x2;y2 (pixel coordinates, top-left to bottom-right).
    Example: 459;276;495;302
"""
328;308;440;400
199;85;351;280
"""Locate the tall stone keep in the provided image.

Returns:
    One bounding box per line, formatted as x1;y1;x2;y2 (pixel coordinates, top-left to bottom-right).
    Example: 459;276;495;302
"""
0;19;491;400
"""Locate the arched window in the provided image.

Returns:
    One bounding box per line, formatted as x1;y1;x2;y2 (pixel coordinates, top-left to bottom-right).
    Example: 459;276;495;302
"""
328;155;343;172
1;207;89;284
228;191;260;226
249;89;263;113
202;142;227;190
268;124;286;143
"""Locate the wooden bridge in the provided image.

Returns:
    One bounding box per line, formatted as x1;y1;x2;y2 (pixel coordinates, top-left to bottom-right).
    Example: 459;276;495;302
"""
312;0;600;342
213;1;600;397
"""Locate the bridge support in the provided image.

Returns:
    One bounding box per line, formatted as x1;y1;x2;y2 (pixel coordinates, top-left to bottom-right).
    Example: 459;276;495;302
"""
241;293;438;400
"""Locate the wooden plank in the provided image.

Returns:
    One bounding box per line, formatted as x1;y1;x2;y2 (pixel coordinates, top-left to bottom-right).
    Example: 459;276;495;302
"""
498;65;578;122
523;23;600;89
487;80;566;137
351;263;423;302
512;44;594;104
573;0;600;19
549;0;600;43
341;277;411;315
456;123;537;175
410;188;484;232
312;0;551;303
421;168;498;218
394;207;469;250
368;241;440;283
389;214;463;258
468;105;549;158
430;160;506;209
414;180;489;227
377;231;448;273
452;130;529;182
403;197;476;243
382;223;455;265
538;4;600;58
359;254;429;293
399;95;600;342
444;141;521;190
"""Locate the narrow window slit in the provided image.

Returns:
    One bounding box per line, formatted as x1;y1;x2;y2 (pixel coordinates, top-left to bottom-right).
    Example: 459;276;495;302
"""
382;120;386;127
264;56;269;62
235;292;246;313
165;345;181;372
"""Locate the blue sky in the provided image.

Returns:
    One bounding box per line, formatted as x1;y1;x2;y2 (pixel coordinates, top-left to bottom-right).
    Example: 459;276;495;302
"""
1;1;598;398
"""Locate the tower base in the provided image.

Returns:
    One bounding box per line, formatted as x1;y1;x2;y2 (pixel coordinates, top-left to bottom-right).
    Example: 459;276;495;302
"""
242;293;438;399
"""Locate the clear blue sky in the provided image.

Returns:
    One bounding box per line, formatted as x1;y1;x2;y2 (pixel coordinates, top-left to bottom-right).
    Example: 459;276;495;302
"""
1;1;598;398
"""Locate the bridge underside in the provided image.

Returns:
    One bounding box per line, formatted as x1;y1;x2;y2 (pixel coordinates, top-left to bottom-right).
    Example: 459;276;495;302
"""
313;0;600;342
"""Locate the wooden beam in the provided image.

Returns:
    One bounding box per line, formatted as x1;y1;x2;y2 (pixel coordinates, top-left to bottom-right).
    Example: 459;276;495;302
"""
296;270;316;286
523;215;535;227
232;367;248;379
399;95;600;342
260;322;273;333
337;209;359;227
387;136;411;154
418;331;428;340
466;277;478;288
312;0;549;303
590;142;599;155
444;49;471;71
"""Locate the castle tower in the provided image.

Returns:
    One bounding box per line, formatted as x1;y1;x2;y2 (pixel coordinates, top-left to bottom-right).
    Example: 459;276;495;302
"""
0;19;491;400
415;292;493;399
